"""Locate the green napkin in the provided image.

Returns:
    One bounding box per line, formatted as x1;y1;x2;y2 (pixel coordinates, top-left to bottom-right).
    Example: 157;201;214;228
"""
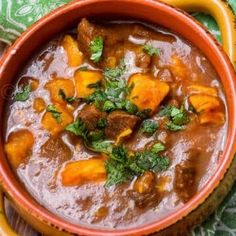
0;1;236;235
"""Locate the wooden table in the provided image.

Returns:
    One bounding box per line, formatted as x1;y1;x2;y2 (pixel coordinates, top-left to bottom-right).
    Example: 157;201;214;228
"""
0;42;39;236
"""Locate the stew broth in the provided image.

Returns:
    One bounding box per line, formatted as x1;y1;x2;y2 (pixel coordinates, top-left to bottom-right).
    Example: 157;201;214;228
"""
4;19;226;229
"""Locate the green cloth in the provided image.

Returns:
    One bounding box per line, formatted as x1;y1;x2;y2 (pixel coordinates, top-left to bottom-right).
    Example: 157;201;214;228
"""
0;1;236;235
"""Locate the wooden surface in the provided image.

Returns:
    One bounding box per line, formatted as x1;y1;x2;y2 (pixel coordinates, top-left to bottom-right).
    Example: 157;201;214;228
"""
0;42;39;236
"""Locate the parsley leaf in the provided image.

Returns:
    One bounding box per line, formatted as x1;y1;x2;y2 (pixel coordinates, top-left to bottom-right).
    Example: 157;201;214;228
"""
151;143;165;153
59;89;77;103
96;118;107;128
143;44;159;56
89;36;104;63
47;105;62;123
105;159;132;187
105;144;170;187
15;84;31;101
104;59;126;80
140;119;158;135
65;118;87;139
159;105;189;132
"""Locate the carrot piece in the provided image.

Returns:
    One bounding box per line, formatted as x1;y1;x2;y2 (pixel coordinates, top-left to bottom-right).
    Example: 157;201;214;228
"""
45;78;74;104
4;129;34;168
127;73;169;114
41;103;73;135
61;157;106;186
74;70;103;98
62;35;83;67
33;97;46;113
189;94;221;113
170;55;188;80
187;84;218;97
199;111;225;125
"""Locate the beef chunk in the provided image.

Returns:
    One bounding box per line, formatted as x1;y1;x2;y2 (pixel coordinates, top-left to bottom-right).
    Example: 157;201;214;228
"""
105;111;140;140
78;104;107;131
127;189;160;208
40;136;72;162
174;148;200;203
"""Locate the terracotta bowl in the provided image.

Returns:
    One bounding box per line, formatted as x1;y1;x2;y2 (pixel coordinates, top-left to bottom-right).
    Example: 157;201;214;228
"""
0;0;236;235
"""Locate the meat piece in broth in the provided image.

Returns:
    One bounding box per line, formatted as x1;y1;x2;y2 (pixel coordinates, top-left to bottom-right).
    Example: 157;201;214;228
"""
174;148;201;203
78;104;107;131
40;136;72;162
105;110;140;141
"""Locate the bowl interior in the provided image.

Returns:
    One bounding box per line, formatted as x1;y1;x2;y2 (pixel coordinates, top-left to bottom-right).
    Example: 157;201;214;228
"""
0;0;236;235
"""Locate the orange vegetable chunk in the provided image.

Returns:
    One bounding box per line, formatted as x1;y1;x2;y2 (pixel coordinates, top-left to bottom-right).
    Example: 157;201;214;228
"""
62;35;83;67
74;70;103;98
61;157;106;186
45;78;74;104
41;103;73;135
33;97;46;113
127;73;169;113
187;84;218;97
5;129;34;168
189;95;221;113
170;55;188;80
199;111;225;125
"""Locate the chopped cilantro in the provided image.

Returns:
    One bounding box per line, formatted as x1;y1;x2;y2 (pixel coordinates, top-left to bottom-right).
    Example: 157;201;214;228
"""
15;84;31;101
88;130;104;142
103;100;116;112
47;105;62;123
125;100;138;114
89;36;104;63
159;105;189;132
89;140;113;154
143;44;159;56
96;118;107;128
151;143;165;153
59;89;77;103
140;119;158;135
104;59;126;80
105;144;170;187
105;159;132;187
65;118;87;139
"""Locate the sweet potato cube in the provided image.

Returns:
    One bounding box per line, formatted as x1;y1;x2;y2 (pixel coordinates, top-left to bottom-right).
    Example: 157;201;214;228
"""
5;130;34;168
199;111;225;125
187;84;218;97
74;70;103;98
170;55;188;80
41;103;73;135
62;35;83;67
45;78;74;104
61;157;106;186
33;97;46;113
189;95;221;113
127;73;169;113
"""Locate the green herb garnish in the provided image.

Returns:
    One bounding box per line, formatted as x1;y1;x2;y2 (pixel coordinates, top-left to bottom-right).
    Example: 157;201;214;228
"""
47;104;62;123
140;119;158;135
15;84;31;101
96;118;107;128
159;105;189;132
89;36;104;63
143;44;159;56
65;118;87;139
104;59;126;80
105;144;170;187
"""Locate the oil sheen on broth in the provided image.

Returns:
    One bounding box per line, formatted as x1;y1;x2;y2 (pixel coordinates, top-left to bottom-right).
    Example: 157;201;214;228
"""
4;19;227;229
